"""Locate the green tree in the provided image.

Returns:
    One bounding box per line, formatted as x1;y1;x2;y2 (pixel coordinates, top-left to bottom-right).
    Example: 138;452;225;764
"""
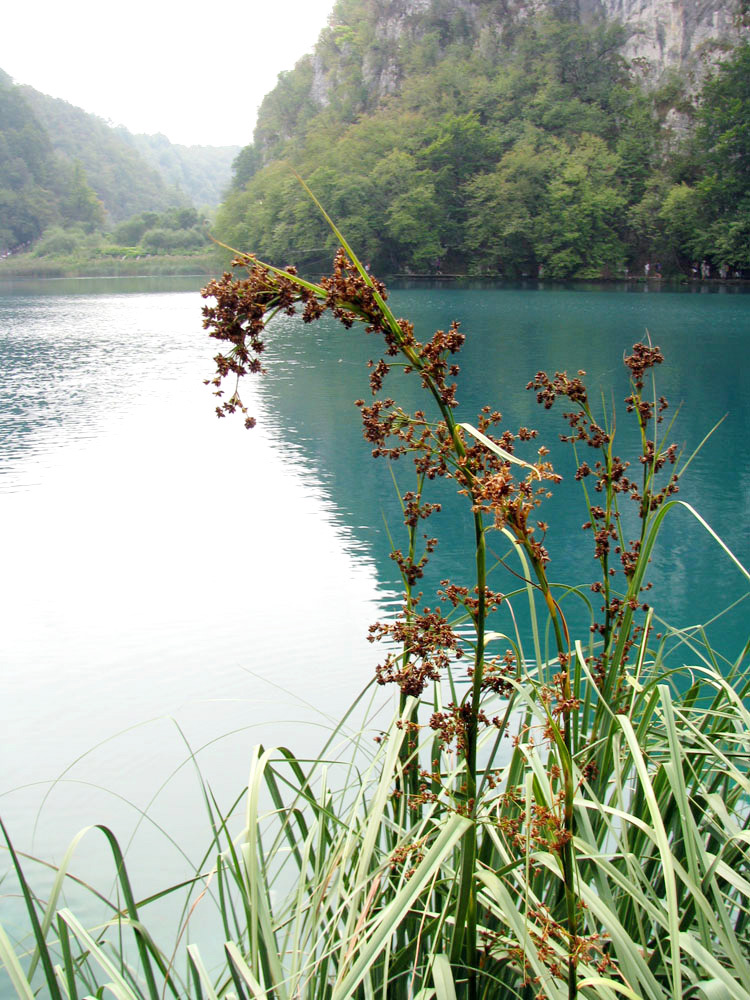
142;227;183;253
60;161;105;231
656;182;706;263
231;144;262;190
697;42;750;210
693;43;750;268
419;112;497;254
112;215;149;245
463;127;556;275
0;74;60;244
534;134;626;277
33;225;86;256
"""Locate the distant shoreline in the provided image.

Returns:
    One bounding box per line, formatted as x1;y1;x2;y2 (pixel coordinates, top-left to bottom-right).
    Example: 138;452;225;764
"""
3;258;748;288
0;252;217;279
388;273;750;287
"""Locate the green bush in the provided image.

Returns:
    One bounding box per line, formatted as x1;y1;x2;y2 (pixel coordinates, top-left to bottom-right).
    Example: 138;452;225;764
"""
32;225;86;256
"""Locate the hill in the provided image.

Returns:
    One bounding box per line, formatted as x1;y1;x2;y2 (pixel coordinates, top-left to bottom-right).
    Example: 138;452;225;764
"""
0;70;240;259
215;0;749;278
117;130;239;209
17;84;184;224
0;69;105;249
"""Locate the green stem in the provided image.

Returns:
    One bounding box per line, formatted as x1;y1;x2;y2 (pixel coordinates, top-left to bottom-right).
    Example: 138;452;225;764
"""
284;267;490;986
449;512;486;999
527;556;578;1000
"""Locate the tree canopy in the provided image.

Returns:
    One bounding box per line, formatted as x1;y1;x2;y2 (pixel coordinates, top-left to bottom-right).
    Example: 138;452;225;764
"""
216;7;750;278
0;72;226;262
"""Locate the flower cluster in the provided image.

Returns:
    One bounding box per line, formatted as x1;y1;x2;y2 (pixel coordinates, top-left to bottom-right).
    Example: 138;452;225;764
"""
529;342;681;695
369;605;464;697
471;452;561;564
201;249;391;428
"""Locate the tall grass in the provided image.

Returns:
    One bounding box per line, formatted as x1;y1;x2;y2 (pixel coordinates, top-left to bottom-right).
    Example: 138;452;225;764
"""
2;208;749;999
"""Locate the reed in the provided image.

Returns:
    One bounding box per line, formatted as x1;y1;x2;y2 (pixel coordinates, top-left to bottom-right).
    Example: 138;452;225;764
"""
2;207;749;1000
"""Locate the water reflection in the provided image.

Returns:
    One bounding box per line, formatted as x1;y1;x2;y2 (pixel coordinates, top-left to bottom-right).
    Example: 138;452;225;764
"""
256;283;750;658
0;281;390;878
0;275;206;297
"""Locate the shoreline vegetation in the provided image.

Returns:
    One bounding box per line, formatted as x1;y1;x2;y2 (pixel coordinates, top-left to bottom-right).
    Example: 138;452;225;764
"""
216;9;750;282
2;213;749;999
0;206;221;279
0;250;218;279
3;251;749;287
390;272;750;285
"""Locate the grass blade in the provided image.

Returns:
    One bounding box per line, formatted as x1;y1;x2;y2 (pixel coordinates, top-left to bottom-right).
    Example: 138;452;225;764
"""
0;921;36;999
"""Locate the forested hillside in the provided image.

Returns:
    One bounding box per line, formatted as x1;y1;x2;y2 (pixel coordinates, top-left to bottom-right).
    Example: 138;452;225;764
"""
118;131;239;208
17;85;185;224
0;69;107;249
216;0;750;278
0;70;187;252
0;70;238;271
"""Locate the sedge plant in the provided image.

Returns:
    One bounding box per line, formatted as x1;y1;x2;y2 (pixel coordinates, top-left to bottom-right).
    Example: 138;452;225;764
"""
196;195;750;998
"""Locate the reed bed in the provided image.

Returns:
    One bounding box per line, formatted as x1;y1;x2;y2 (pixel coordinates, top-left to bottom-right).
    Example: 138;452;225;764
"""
2;201;749;1000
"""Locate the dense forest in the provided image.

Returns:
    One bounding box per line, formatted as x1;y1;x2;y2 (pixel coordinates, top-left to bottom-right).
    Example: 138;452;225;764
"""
0;68;106;250
216;1;750;278
116;131;239;208
0;70;238;269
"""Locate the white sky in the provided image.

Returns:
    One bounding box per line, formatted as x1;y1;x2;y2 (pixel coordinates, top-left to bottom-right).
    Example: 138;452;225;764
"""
0;0;336;147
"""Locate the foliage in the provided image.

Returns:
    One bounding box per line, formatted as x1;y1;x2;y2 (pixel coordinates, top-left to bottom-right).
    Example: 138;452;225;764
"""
216;6;750;278
697;42;750;209
3;217;749;999
691;41;750;268
118;130;241;208
32;225;97;257
0;75;91;249
0;202;213;276
110;206;210;254
634;43;750;271
0;71;164;252
0;251;217;278
18;84;185;222
0;68;232;267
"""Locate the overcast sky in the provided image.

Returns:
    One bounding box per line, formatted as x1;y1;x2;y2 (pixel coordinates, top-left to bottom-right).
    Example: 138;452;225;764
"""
0;0;335;147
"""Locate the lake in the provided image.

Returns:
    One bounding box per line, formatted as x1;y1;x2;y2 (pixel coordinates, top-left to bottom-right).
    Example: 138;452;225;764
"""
1;275;749;943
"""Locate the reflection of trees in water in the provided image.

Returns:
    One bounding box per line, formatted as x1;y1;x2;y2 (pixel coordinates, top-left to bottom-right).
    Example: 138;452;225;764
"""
256;286;750;655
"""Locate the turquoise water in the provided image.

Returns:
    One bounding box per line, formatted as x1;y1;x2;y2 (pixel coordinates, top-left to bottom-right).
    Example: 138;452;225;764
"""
0;276;748;955
257;280;750;656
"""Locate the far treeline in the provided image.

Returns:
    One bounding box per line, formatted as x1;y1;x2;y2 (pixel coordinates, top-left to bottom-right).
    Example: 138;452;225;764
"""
216;12;750;279
0;67;238;273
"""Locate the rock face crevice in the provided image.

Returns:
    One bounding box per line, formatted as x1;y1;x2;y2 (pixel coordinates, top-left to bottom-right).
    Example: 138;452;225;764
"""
307;0;744;111
581;0;742;73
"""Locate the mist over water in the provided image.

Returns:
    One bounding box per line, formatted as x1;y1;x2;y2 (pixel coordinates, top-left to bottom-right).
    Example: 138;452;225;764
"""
1;276;748;916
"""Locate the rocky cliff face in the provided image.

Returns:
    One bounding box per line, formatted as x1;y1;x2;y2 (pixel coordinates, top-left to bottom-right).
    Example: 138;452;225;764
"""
580;0;743;77
309;0;744;109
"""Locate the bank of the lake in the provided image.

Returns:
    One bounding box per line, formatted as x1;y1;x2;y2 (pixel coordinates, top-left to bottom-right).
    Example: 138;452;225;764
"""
0;250;218;278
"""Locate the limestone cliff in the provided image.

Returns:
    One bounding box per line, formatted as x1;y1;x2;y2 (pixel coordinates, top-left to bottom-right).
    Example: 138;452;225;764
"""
307;0;744;111
580;0;744;77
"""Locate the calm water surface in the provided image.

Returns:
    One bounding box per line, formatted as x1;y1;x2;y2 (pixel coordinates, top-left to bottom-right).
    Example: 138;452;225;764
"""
1;276;749;939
